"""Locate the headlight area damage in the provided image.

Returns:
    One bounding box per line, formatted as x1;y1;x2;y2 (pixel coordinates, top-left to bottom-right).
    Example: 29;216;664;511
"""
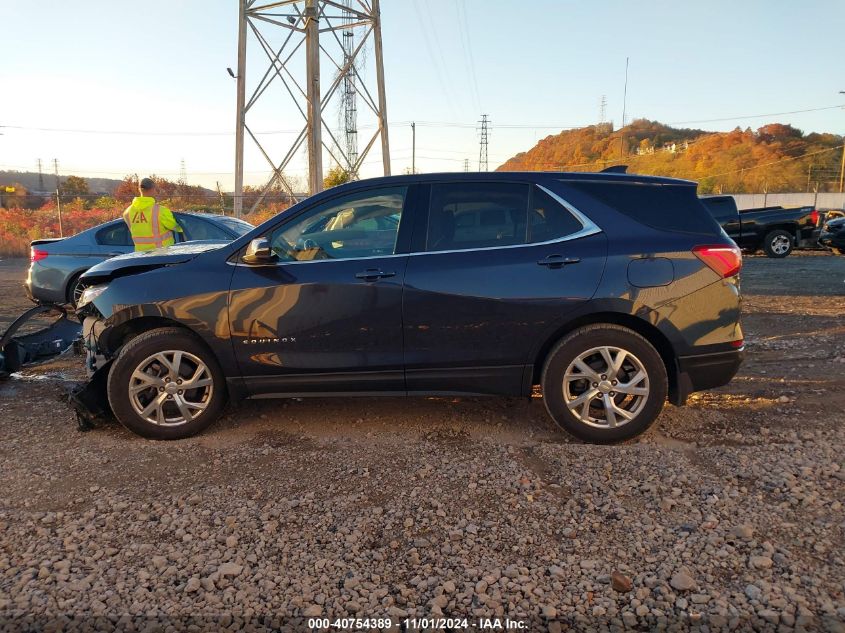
68;250;211;429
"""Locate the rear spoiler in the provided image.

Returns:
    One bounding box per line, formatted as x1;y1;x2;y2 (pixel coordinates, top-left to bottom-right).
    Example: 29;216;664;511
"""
30;238;63;246
600;165;628;174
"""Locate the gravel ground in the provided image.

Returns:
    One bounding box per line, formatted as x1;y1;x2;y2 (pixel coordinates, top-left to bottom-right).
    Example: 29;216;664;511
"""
0;253;843;632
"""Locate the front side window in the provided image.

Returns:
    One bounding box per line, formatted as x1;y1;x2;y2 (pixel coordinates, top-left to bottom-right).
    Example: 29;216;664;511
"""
269;187;406;262
426;183;529;252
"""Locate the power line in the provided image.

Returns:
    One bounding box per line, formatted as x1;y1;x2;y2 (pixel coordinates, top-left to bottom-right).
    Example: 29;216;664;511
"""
666;105;845;125
705;144;845;179
453;0;481;113
4;104;843;137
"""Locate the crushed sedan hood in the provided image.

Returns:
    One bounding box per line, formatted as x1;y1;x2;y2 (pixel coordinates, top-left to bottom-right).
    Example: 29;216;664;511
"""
81;241;229;283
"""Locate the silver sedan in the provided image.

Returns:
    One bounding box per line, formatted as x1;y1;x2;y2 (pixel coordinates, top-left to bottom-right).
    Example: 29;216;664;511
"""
26;212;253;305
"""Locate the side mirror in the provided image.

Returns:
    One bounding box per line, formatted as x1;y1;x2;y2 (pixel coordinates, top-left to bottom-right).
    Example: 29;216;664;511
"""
242;238;276;265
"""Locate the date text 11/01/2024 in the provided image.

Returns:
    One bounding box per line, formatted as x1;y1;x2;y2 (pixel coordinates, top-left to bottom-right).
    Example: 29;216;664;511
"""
307;617;528;630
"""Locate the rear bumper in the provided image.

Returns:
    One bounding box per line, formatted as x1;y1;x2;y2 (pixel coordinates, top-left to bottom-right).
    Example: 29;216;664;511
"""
673;348;744;405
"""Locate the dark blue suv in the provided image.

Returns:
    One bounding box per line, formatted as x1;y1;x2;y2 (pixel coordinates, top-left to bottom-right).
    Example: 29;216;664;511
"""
78;172;744;443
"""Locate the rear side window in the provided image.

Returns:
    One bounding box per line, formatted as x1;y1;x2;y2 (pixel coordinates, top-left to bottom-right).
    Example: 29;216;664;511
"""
569;181;718;234
179;215;233;241
96;222;132;246
426;183;529;251
528;186;583;243
700;196;737;223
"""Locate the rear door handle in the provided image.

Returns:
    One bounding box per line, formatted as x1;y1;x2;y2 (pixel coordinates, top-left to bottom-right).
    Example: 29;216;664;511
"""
355;269;396;281
537;254;580;268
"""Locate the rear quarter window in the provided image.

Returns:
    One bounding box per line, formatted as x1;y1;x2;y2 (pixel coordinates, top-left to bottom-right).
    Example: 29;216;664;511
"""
569;181;719;235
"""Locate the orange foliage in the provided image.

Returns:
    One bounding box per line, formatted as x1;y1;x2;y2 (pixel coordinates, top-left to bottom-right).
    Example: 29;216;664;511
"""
497;120;844;194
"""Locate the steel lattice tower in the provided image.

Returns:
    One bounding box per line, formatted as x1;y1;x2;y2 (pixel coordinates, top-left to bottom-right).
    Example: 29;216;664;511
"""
341;0;359;178
478;114;490;172
233;0;391;216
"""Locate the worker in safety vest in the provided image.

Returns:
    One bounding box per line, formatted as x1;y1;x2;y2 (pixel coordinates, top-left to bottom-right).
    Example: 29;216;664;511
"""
123;177;183;251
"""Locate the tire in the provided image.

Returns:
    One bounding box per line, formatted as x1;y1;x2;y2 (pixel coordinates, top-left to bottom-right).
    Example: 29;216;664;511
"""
762;230;793;258
66;274;85;307
541;324;668;444
107;327;227;439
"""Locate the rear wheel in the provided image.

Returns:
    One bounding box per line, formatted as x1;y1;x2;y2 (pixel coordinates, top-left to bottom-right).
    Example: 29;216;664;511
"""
762;230;793;258
107;327;226;439
541;324;668;443
67;274;85;307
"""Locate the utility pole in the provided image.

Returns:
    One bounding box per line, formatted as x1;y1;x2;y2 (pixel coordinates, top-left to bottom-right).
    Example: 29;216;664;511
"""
478;114;490;172
372;0;391;178
838;92;844;193
53;158;63;237
216;181;226;215
411;122;416;174
620;57;629;158
55;189;64;238
36;159;44;191
839;143;845;193
233;0;391;211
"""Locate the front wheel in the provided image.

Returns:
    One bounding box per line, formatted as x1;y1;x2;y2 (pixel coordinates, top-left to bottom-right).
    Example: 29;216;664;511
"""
541;324;668;443
107;327;227;439
763;230;793;258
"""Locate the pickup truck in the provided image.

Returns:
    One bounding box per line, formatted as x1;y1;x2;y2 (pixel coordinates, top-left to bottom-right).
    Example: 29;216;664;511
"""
700;195;820;258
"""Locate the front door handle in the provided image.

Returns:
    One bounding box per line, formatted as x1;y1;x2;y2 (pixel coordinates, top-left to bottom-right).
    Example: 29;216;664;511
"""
537;254;580;268
355;269;396;281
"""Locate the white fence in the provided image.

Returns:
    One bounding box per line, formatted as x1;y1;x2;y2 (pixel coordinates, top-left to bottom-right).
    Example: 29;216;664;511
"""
731;193;845;210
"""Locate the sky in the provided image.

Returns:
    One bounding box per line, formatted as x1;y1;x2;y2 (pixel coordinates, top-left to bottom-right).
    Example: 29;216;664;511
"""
2;0;844;191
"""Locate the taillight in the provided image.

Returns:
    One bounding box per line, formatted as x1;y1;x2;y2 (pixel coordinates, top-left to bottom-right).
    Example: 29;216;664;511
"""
730;339;744;348
810;209;819;226
693;245;742;278
30;248;48;263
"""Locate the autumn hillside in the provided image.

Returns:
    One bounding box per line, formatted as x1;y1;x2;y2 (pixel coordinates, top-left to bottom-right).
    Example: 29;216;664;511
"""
496;120;844;194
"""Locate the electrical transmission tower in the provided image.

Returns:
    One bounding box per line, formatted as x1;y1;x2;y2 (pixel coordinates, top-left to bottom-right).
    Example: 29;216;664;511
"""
599;95;607;124
233;0;391;217
340;0;358;179
36;159;44;191
478;114;490;172
179;159;187;183
52;159;60;190
463;158;469;172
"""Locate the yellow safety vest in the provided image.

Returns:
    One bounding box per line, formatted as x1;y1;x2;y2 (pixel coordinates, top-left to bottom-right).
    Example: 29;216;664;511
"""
123;200;178;251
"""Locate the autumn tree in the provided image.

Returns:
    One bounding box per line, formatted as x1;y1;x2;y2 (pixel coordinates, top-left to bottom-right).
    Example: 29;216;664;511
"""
323;166;351;188
60;175;90;205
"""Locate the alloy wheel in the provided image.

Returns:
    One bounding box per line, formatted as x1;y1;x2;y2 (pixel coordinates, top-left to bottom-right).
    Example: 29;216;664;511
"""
128;350;214;426
563;346;649;428
771;235;790;255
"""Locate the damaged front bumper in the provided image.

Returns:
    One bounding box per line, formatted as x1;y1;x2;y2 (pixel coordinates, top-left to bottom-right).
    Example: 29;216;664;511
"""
82;315;110;377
